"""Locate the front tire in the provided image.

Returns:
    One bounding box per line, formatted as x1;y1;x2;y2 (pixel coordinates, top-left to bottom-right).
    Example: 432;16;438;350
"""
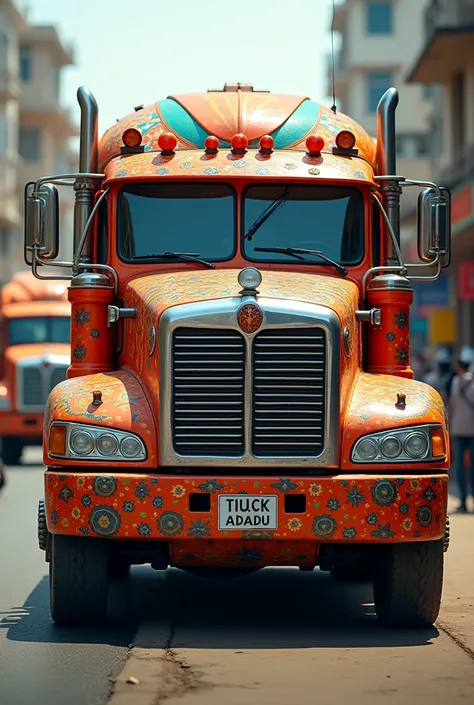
0;464;5;490
50;535;108;625
373;540;443;628
0;438;23;466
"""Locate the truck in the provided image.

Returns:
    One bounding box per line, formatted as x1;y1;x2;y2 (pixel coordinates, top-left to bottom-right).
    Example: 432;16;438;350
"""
0;271;71;465
25;82;451;627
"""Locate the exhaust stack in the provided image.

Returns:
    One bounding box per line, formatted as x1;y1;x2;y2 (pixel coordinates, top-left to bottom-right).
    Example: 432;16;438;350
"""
73;86;99;263
376;88;401;265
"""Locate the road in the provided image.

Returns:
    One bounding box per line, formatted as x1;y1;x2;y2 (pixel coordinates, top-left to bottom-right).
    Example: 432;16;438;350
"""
0;450;473;705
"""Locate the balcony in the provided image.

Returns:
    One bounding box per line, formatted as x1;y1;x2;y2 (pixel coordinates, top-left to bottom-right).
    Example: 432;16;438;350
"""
408;0;474;83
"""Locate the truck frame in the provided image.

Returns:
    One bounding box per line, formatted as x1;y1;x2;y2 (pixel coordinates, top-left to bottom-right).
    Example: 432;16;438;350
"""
26;82;451;627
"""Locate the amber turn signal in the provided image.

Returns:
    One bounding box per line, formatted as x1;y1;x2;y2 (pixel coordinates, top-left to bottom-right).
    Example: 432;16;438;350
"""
431;428;446;458
49;425;66;456
335;130;356;150
122;128;142;148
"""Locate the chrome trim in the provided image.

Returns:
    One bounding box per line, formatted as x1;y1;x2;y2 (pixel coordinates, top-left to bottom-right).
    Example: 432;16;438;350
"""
15;355;69;413
351;424;443;464
49;421;146;461
159;297;340;467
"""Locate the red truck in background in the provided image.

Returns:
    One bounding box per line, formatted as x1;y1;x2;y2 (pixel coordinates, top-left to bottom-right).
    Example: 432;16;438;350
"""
0;271;70;465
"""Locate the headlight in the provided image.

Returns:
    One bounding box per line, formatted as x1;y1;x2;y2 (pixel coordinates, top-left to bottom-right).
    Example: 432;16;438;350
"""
351;425;445;464
48;422;146;461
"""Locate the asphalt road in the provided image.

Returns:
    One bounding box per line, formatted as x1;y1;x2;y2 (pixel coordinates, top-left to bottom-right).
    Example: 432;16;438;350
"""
1;450;473;705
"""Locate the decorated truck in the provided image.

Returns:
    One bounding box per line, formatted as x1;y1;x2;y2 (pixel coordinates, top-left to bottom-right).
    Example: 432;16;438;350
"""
26;82;451;627
0;271;70;465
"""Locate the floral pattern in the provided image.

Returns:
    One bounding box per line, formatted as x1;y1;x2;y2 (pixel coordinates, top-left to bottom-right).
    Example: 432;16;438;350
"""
93;476;117;498
187;518;211;539
371;479;397;507
271;478;298;493
88;505;122;537
157;511;184;537
73;343;87;362
74;308;91;326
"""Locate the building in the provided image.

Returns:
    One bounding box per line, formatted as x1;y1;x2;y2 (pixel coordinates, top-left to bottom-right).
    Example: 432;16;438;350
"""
407;0;474;352
0;0;77;284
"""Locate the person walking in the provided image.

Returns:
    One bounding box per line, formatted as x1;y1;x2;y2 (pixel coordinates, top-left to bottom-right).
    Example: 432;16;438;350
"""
448;352;474;513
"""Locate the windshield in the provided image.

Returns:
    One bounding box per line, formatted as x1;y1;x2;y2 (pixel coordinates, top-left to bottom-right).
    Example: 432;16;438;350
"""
117;183;236;261
242;185;364;264
8;316;70;346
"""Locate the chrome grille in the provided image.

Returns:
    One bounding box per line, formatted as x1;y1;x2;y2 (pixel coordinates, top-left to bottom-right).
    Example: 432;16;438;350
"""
172;328;246;456
253;328;326;457
50;367;68;390
22;368;43;406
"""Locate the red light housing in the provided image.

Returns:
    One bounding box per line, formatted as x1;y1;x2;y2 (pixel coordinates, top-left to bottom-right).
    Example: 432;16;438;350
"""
231;133;248;153
259;135;274;153
306;135;325;155
122;128;142;148
335;130;356;150
204;135;220;153
158;132;178;154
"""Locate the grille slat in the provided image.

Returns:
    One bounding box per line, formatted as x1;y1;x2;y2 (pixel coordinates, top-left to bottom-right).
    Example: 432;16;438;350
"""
172;328;246;456
252;327;326;457
20;364;68;408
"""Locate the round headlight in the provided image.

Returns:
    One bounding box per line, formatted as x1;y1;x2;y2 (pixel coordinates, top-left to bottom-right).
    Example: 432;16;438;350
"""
404;432;429;458
356;437;379;461
96;433;119;456
70;430;94;455
238;267;262;290
380;436;402;459
120;436;142;458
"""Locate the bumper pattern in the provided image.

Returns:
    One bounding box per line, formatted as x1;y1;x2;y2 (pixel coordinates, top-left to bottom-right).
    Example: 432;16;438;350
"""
45;472;448;548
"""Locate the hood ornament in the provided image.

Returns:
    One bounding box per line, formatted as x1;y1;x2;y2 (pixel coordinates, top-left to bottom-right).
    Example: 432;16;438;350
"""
238;267;262;297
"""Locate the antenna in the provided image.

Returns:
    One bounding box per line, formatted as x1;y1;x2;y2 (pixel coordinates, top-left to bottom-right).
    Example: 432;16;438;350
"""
330;0;337;114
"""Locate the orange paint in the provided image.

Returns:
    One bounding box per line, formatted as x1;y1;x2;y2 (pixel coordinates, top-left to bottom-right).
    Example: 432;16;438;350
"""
365;287;414;378
67;284;115;378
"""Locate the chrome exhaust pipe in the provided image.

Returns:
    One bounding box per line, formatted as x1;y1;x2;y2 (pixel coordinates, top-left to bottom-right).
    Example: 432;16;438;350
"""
376;88;402;264
73;86;99;262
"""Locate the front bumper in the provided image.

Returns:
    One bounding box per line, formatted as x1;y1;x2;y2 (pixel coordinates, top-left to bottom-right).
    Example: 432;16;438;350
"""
45;471;448;547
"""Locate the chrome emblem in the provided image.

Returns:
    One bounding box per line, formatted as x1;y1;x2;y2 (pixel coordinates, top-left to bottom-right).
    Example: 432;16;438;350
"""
148;326;156;356
237;303;263;334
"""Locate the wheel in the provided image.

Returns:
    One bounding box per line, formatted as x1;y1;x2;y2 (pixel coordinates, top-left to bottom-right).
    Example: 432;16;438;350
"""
109;557;131;581
49;534;108;625
0;438;23;466
0;465;5;490
331;565;372;582
37;499;50;552
443;514;450;553
373;540;444;628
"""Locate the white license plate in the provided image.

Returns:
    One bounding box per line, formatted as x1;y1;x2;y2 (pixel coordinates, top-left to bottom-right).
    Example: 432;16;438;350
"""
218;495;278;531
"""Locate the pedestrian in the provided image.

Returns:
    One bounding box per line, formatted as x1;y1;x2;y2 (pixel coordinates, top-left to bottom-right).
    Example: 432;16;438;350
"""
424;348;454;404
448;353;474;513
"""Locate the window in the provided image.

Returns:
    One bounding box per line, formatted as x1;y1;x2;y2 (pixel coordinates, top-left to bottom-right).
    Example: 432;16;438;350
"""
19;126;41;161
242;185;364;266
366;72;393;113
117;183;236;262
396;134;429;158
366;2;393;34
0;114;8;155
19;46;32;82
8;317;70;346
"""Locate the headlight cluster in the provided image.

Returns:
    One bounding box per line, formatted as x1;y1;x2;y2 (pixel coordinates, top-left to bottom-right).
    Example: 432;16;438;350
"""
351;425;445;464
49;422;146;461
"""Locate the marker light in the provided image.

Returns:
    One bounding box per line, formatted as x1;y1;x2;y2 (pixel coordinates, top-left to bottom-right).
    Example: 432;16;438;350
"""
431;427;446;458
158;132;178;153
204;135;220;153
336;130;356;150
306;135;325;155
238;267;262;290
231;133;248;153
49;425;66;456
122;128;142;148
259;135;274;153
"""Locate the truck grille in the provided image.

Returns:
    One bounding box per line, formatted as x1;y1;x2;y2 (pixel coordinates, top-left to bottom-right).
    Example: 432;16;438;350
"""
252;328;326;457
172;329;246;456
171;326;326;458
20;365;68;408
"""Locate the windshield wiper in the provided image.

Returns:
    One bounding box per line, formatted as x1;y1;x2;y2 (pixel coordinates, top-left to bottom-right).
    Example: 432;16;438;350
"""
244;187;290;241
133;251;215;269
253;247;348;275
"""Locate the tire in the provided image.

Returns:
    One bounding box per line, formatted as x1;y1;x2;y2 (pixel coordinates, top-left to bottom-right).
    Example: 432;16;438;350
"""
0;438;23;466
443;514;450;553
0;465;5;490
49;534;108;625
38;499;49;552
373;540;444;628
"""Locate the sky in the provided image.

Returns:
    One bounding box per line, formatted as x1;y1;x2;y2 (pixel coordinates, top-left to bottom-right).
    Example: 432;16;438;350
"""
22;0;336;136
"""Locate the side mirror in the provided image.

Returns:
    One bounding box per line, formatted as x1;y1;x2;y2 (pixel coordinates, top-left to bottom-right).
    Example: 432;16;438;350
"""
24;181;59;266
417;186;451;268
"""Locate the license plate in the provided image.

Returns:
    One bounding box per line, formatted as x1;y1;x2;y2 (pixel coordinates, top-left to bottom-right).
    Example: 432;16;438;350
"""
218;495;278;530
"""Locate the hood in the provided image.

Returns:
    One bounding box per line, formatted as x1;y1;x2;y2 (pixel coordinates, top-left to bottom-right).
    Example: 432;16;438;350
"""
4;343;70;365
125;269;359;320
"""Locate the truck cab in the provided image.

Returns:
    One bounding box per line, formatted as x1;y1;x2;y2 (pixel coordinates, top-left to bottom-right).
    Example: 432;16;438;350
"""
0;272;70;465
26;82;451;628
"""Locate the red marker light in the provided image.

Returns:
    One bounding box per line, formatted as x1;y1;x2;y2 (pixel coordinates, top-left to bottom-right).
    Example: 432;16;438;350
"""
204;135;220;153
231;133;248;153
158;132;178;153
336;130;356;150
306;135;325;155
122;128;142;148
259;135;274;153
